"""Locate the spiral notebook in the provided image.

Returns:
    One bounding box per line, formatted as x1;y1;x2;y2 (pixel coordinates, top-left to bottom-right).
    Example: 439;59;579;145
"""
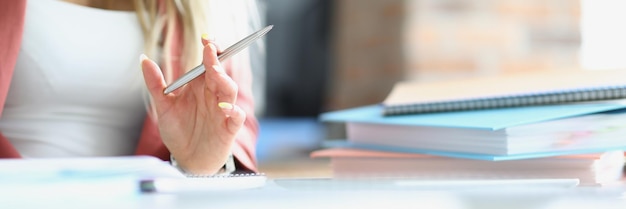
0;156;266;195
383;69;626;115
140;173;267;193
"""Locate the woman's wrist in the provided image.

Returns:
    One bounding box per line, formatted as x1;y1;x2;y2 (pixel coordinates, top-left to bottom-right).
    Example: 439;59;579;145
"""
170;153;235;176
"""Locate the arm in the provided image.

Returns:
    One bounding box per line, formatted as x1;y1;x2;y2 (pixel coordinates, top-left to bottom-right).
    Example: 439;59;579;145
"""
135;54;259;171
134;68;258;172
138;37;258;175
0;134;21;158
0;0;26;159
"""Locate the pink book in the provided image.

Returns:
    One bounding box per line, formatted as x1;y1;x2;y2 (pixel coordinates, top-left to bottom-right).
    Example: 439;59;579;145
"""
311;148;625;186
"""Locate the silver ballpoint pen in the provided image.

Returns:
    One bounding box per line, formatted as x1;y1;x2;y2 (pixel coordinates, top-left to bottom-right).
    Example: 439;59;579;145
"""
163;25;274;94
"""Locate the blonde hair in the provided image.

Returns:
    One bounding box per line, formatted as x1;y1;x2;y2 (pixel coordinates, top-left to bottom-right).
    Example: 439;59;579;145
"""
133;0;210;84
130;0;211;119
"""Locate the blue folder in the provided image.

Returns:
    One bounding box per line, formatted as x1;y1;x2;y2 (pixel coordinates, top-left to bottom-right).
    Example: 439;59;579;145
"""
319;102;626;160
320;103;626;130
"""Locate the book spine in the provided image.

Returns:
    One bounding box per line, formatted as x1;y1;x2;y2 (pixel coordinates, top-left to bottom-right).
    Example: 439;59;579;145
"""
383;86;626;115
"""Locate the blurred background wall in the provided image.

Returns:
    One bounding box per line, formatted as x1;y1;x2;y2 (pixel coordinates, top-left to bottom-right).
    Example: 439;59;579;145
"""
256;0;626;162
261;0;584;116
580;0;626;70
327;0;582;111
262;0;333;117
256;0;333;162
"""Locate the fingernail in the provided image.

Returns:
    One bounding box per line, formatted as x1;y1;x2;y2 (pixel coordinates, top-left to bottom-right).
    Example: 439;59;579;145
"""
218;102;233;110
201;33;216;43
140;54;149;63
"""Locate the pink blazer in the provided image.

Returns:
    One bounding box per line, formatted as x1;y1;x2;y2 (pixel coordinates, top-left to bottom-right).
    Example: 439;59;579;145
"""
0;0;258;171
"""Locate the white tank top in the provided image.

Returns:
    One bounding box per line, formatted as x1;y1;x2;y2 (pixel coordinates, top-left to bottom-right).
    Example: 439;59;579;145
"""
0;0;147;157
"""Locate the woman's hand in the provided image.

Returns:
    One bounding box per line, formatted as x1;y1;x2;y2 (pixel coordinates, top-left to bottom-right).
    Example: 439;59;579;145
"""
140;37;246;175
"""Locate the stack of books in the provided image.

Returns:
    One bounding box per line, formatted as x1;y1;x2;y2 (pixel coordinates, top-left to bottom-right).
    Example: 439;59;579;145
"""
317;69;626;185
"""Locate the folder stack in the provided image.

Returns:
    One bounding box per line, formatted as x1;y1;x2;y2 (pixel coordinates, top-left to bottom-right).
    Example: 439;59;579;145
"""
316;70;626;185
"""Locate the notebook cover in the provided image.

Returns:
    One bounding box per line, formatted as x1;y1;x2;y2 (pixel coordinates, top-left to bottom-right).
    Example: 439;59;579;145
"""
383;69;626;115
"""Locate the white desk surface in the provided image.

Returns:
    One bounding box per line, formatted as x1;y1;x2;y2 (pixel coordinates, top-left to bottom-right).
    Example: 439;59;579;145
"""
2;178;625;209
3;118;625;209
1;155;625;209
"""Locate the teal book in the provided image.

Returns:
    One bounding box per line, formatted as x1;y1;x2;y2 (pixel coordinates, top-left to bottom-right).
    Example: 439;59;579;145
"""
320;102;626;159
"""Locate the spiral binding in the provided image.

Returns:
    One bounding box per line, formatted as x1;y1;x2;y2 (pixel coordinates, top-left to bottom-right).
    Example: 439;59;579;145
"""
185;172;266;178
383;85;626;116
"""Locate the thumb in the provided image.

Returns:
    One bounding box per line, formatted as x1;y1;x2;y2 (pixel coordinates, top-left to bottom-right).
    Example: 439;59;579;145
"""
140;54;168;104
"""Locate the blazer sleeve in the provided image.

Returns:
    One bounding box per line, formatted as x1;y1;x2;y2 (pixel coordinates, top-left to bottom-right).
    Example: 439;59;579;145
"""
225;54;259;173
0;0;27;158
